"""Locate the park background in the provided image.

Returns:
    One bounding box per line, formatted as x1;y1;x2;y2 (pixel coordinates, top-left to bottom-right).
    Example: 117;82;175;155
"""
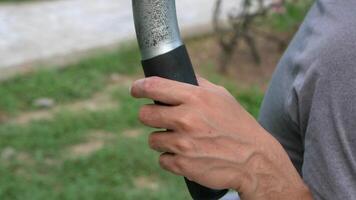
0;0;311;199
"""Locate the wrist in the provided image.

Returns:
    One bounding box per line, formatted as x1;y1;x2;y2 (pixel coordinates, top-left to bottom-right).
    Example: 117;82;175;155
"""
295;184;313;200
232;129;312;200
233;163;312;200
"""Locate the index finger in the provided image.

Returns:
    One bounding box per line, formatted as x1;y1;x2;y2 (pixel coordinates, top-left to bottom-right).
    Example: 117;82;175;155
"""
131;76;199;105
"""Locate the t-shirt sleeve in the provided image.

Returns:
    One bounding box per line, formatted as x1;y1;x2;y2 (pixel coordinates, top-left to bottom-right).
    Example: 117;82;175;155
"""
259;3;356;199
296;29;356;199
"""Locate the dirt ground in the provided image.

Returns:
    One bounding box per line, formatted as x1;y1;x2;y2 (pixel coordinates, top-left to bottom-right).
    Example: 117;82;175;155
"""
186;31;293;91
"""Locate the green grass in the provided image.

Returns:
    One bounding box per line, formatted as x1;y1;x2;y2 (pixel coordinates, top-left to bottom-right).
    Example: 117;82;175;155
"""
0;45;140;115
0;43;264;199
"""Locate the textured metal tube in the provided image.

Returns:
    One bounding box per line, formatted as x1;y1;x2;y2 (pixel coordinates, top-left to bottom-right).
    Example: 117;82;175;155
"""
132;0;183;60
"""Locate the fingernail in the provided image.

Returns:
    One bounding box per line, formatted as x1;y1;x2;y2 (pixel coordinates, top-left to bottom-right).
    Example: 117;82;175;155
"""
131;79;145;96
134;79;145;89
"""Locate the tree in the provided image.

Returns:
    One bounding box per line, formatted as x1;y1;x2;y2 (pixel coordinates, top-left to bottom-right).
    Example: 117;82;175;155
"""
213;0;310;73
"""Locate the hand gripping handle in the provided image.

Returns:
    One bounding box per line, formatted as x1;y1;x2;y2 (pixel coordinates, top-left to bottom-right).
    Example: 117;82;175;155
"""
142;45;229;200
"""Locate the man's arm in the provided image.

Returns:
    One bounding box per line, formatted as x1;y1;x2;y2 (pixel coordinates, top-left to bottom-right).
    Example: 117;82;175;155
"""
131;76;312;200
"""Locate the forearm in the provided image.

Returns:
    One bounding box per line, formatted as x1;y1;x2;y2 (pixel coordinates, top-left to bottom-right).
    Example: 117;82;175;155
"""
234;128;313;200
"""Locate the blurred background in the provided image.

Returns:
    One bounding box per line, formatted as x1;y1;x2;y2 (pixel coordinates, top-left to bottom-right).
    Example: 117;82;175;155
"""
0;0;312;199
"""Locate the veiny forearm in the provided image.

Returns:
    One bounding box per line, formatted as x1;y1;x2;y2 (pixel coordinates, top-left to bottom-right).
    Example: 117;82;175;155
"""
234;128;313;200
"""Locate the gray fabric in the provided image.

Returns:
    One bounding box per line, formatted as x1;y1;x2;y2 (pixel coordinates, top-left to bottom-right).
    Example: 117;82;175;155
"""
258;0;356;199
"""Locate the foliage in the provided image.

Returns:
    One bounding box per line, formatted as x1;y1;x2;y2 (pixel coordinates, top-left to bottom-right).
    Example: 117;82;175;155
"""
213;0;313;73
266;0;313;32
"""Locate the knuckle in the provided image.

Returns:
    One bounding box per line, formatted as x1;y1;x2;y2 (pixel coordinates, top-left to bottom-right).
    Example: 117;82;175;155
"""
158;155;167;168
174;157;188;172
175;137;193;153
159;154;170;170
176;113;195;131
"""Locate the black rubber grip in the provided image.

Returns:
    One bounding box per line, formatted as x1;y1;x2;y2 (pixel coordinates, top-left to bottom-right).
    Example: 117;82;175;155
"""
141;45;229;200
142;45;198;85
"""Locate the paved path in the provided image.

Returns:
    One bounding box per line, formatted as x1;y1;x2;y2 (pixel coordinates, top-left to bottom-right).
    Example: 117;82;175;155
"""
0;0;237;70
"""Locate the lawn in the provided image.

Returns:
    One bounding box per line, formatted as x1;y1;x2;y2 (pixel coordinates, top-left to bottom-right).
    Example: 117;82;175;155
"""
0;43;264;200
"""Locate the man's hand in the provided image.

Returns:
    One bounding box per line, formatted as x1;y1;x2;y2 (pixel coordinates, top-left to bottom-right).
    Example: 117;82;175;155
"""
131;76;312;200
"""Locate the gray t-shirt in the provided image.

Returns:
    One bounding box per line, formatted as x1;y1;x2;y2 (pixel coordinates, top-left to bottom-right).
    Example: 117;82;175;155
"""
258;0;356;199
